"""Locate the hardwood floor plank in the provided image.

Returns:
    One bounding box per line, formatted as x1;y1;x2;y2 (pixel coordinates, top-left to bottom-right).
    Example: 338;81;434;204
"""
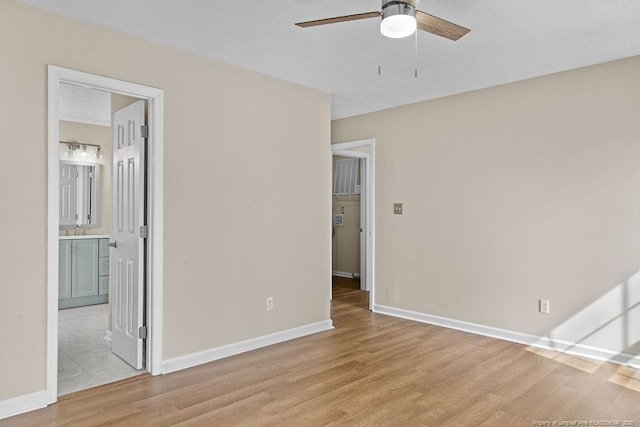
478;410;525;427
262;368;368;414
2;277;639;426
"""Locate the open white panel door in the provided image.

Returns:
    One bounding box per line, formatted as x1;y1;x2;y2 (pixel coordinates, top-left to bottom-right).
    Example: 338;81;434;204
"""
111;100;146;369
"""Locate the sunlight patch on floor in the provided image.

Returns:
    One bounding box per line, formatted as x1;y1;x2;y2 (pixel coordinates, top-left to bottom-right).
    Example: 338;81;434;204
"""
609;365;640;392
525;346;602;374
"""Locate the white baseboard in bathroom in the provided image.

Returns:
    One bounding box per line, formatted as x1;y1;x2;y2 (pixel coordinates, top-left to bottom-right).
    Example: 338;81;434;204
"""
332;271;353;279
373;304;640;370
161;320;334;374
0;390;47;421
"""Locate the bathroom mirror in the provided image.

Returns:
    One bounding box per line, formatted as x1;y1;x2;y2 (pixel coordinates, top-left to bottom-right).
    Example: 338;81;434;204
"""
60;161;101;227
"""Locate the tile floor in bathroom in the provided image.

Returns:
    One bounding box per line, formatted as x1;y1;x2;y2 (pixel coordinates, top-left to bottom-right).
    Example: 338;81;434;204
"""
58;303;144;396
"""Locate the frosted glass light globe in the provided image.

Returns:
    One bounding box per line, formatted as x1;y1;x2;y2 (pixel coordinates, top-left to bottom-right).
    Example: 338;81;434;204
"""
380;15;416;38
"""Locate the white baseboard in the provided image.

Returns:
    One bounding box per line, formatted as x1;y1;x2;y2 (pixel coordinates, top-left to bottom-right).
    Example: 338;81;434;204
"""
161;320;334;374
374;304;640;369
332;271;354;279
0;390;47;421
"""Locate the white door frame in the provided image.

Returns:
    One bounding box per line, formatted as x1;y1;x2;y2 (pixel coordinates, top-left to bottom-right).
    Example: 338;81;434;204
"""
47;65;164;404
331;139;375;310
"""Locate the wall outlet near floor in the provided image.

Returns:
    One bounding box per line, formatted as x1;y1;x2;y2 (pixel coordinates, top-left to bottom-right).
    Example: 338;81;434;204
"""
539;299;550;314
266;297;274;311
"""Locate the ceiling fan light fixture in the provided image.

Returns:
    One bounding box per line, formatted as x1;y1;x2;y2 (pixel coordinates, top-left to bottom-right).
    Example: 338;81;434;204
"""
380;1;416;39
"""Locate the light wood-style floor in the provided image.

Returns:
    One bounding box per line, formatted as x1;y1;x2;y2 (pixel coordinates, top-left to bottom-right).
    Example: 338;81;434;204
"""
4;277;640;426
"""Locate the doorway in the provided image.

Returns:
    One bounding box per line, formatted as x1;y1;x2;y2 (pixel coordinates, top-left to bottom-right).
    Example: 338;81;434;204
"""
57;91;144;395
47;66;164;404
331;139;375;310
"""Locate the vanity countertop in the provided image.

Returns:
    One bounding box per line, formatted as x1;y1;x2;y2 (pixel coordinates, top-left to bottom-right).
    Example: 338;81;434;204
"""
59;234;111;240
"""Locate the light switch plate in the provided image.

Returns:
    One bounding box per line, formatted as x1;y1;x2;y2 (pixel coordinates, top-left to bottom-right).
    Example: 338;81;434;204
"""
394;203;403;215
539;299;550;314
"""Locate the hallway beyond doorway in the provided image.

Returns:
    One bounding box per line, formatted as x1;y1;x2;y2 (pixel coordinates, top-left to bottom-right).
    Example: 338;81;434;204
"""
332;275;369;313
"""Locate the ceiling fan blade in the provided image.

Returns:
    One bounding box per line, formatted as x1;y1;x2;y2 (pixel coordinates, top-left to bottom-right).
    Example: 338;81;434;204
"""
295;11;379;28
415;10;470;41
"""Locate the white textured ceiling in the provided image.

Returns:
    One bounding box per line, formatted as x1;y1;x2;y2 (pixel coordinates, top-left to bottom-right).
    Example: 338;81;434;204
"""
17;0;640;119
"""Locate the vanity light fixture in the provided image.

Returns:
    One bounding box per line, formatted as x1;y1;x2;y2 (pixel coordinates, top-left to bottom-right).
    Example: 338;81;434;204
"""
61;142;103;162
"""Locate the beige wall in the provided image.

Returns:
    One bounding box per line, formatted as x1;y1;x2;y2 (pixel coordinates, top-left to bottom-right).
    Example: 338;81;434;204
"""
332;157;361;275
333;56;640;356
0;0;330;401
111;93;140;116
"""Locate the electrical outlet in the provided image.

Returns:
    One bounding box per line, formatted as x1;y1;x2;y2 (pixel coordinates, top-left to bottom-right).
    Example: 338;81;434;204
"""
539;299;550;314
266;297;274;311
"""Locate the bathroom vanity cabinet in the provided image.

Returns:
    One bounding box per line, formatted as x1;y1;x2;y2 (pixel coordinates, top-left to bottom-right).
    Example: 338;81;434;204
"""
59;237;110;309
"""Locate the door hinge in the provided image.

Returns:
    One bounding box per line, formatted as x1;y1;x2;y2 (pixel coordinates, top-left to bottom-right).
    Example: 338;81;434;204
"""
139;326;148;340
139;225;148;238
140;125;149;139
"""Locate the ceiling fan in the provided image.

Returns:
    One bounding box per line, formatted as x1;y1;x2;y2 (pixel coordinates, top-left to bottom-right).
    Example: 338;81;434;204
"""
295;0;470;41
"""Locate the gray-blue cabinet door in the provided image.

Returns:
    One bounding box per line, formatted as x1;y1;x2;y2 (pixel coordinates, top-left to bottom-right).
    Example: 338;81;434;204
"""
98;238;109;257
71;239;99;298
98;276;109;295
98;257;109;277
59;240;72;299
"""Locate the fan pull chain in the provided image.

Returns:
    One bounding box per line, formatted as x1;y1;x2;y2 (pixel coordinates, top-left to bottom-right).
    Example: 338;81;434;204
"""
414;29;418;78
378;29;382;76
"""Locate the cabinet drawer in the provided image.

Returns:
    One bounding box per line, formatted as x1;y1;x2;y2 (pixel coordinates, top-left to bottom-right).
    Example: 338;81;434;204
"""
99;238;110;257
98;257;110;276
98;275;109;295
